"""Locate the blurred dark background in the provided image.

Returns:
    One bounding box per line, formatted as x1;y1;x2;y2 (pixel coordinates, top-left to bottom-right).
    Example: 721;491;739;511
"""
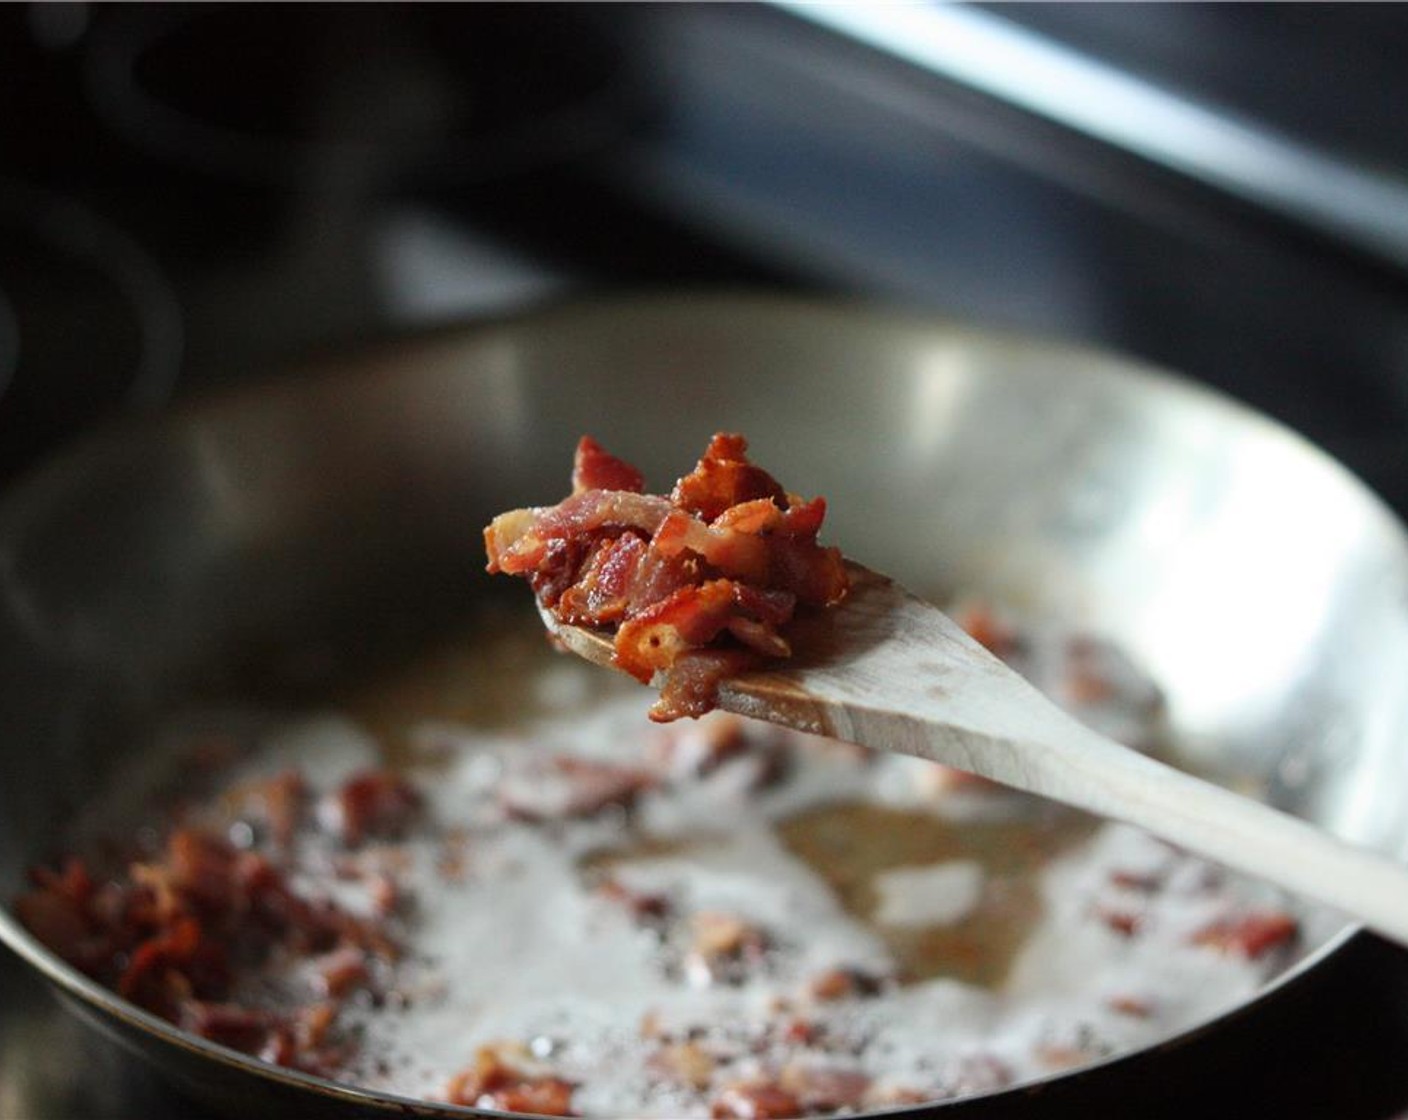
3;3;1408;495
4;4;1408;1116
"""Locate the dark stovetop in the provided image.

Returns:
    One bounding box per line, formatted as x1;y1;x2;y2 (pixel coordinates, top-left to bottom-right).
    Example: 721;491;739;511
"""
3;5;1408;1118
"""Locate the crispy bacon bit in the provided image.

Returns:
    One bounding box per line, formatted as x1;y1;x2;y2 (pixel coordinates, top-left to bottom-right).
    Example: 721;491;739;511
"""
1109;868;1163;893
692;911;768;960
180;1000;279;1054
1094;907;1144;938
445;1043;578;1116
319;770;422;847
597;877;673;926
951;600;1022;659
1061;634;1165;723
436;831;472;884
310;946;370;998
865;1085;932;1108
226;769;306;847
119;914;214;1012
499;755;656;821
778;1016;823;1047
295;1001;339;1050
650;712;789;791
574;434;645;495
13;858;102;972
684;911;770;988
673;433;788;521
805;966;885;1003
1035;1044;1096;1073
648;1040;717;1090
556;535;666;626
1190;911;1298;958
779;1063;872;1113
949;1053;1015;1094
368;872;402;917
1106;994;1156;1018
179;998;349;1074
1064;634;1120;705
652;713;749;779
485;434;849;721
651;648;760;723
912;759;1000;797
710;1080;803;1120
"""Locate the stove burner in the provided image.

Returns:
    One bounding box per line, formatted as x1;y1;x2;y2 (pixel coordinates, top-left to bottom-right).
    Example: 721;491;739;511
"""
82;4;638;187
0;181;182;478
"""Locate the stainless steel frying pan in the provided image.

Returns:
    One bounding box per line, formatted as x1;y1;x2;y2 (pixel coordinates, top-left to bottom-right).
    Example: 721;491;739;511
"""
3;295;1408;1117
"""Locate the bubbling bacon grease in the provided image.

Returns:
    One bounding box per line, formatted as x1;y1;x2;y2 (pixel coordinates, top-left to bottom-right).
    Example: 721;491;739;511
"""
485;434;850;721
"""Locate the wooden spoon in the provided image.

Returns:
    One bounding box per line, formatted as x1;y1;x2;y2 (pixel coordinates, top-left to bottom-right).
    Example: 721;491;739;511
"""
542;560;1408;948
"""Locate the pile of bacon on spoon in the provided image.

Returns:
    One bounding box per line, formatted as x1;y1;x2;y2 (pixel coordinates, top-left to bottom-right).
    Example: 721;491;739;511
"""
484;433;850;721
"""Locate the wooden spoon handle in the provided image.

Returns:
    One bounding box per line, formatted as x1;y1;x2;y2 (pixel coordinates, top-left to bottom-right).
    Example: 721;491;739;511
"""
719;567;1408;945
791;684;1408;943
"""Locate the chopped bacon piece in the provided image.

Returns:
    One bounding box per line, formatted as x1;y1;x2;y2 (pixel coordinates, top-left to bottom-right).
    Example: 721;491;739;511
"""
1094;907;1145;938
1106;994;1156;1018
1035;1044;1098;1072
573;434;645;495
650;649;759;722
949;1053;1015;1094
597;877;672;925
651;713;749;779
1109;868;1163;893
684;911;770;988
184;997;346;1076
368;872;403;917
691;911;768;960
445;1043;578;1116
310;946;370;998
805;965;885;1003
614;581;793;681
225;769;306;847
654;510;769;584
31;857;94;907
179;1000;278;1055
14;888;90;964
779;1063;872;1113
486;491;673;580
1190;911;1298;958
13;859;101;970
649;712;789;790
163;828;242;916
320;770;422;847
556;534;645;625
952;600;1022;658
672;433;789;521
294;1001;339;1050
485;434;849;721
864;1085;932;1108
710;1080;803;1120
499;755;656;821
118;914;209;1009
648;1040;716;1090
778;1017;823;1047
